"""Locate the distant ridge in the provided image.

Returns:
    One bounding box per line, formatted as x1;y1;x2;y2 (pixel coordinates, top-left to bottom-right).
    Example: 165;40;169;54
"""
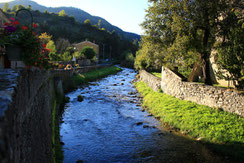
0;0;140;41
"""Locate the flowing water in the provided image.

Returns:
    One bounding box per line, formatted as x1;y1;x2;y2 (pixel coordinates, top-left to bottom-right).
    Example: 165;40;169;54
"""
61;67;225;163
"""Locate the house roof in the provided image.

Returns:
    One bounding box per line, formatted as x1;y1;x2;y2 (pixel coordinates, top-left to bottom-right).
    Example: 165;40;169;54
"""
74;40;99;47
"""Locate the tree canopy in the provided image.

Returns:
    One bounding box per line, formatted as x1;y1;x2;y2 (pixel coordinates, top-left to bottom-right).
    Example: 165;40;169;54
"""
58;10;66;17
81;46;96;60
137;0;243;86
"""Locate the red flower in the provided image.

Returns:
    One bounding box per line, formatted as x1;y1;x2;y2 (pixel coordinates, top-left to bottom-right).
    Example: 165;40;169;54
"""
46;48;51;52
14;21;20;25
43;44;46;48
10;17;15;21
32;23;37;28
4;22;10;26
22;26;28;30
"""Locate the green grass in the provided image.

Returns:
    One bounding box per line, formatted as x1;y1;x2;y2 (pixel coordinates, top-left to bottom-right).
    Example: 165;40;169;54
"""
52;99;63;163
151;72;161;78
135;81;244;160
73;66;122;85
63;66;122;93
135;81;244;144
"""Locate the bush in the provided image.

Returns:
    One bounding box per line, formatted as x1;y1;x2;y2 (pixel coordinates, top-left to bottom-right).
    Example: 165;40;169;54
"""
120;50;135;68
81;46;96;60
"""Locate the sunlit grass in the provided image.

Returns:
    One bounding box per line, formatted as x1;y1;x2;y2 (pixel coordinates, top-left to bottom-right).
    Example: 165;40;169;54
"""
135;81;244;144
63;66;122;93
73;66;122;85
151;72;161;78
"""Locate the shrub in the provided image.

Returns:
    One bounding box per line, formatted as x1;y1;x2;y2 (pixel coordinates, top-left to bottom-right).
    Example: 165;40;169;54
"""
81;46;96;60
120;50;135;68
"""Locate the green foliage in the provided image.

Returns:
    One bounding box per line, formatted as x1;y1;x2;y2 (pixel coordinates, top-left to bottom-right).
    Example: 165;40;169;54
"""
39;32;52;44
61;51;72;61
47;40;56;53
120;50;135;68
58;10;66;17
139;0;232;84
81;46;96;60
215;10;244;89
135;81;244;144
12;4;25;11
135;36;166;71
55;38;70;54
3;3;9;12
151;72;161;78
47;40;60;61
84;19;91;25
3;7;138;62
73;66;122;85
44;9;49;14
73;51;84;60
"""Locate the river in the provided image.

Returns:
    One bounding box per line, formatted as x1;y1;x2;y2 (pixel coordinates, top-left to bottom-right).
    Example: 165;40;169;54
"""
60;67;224;163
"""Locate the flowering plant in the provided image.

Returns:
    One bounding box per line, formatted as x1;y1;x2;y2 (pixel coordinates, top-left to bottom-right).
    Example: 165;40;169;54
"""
0;17;50;69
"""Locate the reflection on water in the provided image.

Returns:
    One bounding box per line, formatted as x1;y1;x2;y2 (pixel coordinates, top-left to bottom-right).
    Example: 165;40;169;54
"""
61;67;224;163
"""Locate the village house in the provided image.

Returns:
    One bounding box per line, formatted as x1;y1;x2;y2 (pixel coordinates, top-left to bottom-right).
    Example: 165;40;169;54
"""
74;40;99;65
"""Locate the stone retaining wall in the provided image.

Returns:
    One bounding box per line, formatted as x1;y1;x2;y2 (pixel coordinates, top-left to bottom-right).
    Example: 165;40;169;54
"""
139;70;161;91
0;65;112;162
161;67;244;116
138;67;244;117
0;69;74;163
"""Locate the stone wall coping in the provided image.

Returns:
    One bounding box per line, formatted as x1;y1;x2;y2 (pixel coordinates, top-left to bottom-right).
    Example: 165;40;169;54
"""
140;70;161;80
162;67;183;81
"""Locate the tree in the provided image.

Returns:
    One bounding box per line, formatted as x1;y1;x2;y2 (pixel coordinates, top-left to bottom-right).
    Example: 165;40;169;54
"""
55;38;70;54
12;5;25;11
27;5;32;11
81;46;96;60
44;9;49;14
84;19;91;26
46;40;58;61
58;10;66;16
3;3;10;12
39;32;52;44
141;0;228;85
97;19;102;29
215;8;244;89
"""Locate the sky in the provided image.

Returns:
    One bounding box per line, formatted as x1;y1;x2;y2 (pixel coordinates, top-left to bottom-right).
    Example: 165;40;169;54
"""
1;0;149;35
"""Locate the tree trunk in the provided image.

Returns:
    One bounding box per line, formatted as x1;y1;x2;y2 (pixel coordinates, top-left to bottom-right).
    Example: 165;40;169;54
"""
201;55;212;85
201;27;213;85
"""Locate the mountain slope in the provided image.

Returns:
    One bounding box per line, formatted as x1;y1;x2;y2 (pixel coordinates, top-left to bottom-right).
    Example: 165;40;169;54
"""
0;0;140;41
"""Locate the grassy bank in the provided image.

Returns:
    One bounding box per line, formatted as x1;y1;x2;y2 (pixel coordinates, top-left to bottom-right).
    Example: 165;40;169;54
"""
135;81;244;160
63;66;122;92
52;91;65;163
73;66;122;85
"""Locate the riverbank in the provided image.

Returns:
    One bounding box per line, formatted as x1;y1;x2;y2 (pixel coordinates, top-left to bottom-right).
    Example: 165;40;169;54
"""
62;66;122;93
134;81;244;161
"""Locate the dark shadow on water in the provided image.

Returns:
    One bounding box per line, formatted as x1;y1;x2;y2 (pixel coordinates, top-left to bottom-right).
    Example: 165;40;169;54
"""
205;142;244;162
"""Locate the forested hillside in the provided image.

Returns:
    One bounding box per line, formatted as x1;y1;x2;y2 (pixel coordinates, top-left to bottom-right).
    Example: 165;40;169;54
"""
1;3;138;61
0;0;140;41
